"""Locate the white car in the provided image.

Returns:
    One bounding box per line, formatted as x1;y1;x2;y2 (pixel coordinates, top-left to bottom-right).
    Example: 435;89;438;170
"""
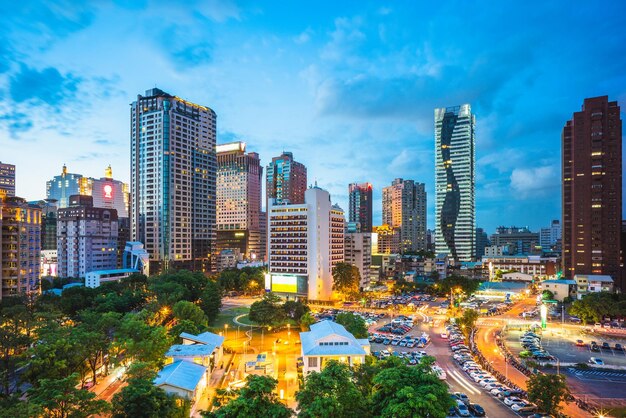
511;402;535;412
504;396;523;406
479;378;497;387
441;333;448;339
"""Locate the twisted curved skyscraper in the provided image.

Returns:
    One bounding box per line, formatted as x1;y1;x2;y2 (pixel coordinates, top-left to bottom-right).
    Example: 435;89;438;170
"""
435;104;475;262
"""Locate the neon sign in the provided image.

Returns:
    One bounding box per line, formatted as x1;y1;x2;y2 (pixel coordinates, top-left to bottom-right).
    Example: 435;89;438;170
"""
104;184;113;199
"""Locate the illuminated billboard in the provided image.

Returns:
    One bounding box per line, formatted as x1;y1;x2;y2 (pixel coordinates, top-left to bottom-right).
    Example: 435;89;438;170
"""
271;275;298;293
103;184;113;199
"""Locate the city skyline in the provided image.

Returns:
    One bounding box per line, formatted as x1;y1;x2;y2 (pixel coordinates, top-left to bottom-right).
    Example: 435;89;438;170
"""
1;1;626;232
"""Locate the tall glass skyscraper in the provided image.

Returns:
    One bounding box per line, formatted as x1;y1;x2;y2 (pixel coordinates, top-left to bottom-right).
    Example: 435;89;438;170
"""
130;88;217;273
435;104;476;261
348;182;373;233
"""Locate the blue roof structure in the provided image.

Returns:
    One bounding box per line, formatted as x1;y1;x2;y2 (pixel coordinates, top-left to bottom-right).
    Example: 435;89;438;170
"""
300;320;369;356
154;360;207;392
542;279;576;285
180;331;224;348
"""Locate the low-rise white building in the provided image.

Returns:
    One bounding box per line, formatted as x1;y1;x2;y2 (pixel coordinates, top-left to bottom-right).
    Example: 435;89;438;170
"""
300;320;370;376
154;360;208;402
541;279;576;302
165;331;224;371
85;268;139;288
574;274;614;299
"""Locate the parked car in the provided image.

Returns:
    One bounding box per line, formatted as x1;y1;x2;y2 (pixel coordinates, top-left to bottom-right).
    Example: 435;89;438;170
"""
504;396;524;406
468;403;486;417
615;343;623;351
575;339;585;347
602;342;611;350
589;357;604;365
455;401;471;417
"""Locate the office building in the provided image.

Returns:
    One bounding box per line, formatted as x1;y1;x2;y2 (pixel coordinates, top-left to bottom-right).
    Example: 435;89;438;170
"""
344;231;372;290
57;195;118;278
0;162;15;198
266;151;307;205
382;178;426;253
562;96;622;289
348;182;373;233
490;226;540;255
266;186;344;301
0;197;41;300
435;104;476;262
372;224;400;254
46;165;85;208
475;227;490;258
130;88;217;273
540;220;561;252
30;199;58;251
216;142;263;262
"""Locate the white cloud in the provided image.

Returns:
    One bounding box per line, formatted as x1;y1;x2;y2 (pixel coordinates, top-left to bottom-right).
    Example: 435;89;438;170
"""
510;166;559;198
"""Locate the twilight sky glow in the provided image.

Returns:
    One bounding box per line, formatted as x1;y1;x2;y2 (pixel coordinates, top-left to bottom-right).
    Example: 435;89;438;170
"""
1;1;625;232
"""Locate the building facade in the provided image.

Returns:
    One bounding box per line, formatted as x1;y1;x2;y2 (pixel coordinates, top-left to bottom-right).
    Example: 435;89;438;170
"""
348;182;373;233
267;187;344;301
435;104;476;262
0;197;41;300
482;255;559;278
216;142;263;263
344;231;372;290
562;96;622;290
0;162;15;198
540;220;561;253
46;165;86;209
372;224;400;254
490;226;540;255
382;178;426;253
475;227;490;258
266;151;307;205
57;195;118;278
131;88;217;273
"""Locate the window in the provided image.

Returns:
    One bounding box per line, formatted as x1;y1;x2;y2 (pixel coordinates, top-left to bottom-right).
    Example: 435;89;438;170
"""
308;357;318;368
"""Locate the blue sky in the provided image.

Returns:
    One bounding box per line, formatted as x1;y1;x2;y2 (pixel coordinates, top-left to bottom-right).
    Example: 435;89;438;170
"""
1;1;625;233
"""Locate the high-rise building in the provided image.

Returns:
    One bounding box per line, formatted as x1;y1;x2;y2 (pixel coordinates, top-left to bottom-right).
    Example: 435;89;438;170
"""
475;227;490;258
46;165;85;208
344;231;372;290
0;197;41;300
562;96;622;289
57;195;118;278
382;178;426;253
216;142;263;263
0;162;15;199
267;187;344;301
490;226;540;255
30;199;58;251
348;183;373;233
130;88;217;273
266;152;307;205
435;104;476;262
540;220;562;252
46;165;129;215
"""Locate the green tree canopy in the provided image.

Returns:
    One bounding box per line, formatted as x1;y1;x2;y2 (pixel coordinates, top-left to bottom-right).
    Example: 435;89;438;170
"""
248;293;286;327
199;279;223;324
335;312;368;338
27;373;109;418
203;375;291;418
111;371;186;418
568;291;626;324
370;357;453;418
527;373;570;415
456;309;479;339
332;263;361;299
173;301;208;328
282;300;309;323
299;312;316;331
115;314;172;368
296;360;369;418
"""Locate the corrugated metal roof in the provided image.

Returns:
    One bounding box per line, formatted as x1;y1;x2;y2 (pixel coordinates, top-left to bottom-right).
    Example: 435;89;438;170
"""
154;360;206;392
300;320;369;356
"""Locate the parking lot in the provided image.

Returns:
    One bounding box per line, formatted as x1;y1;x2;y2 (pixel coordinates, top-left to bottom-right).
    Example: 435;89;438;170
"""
505;328;626;368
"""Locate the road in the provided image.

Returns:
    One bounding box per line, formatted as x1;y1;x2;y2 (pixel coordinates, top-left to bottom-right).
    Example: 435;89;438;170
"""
474;297;591;417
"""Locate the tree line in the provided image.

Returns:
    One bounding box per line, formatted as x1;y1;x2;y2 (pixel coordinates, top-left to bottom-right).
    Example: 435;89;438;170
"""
0;270;223;417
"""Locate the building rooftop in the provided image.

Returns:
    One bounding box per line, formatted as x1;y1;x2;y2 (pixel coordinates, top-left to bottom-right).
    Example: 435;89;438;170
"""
575;274;613;283
477;281;529;292
300;320;369;356
86;268;139;276
180;331;224;349
542;279;576;285
166;344;215;358
154;360;207;392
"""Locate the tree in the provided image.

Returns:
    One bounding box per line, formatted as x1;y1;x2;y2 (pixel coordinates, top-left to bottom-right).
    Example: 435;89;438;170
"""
0;304;33;395
59;286;97;317
568;292;626;325
115;314;172;368
203;375;291;418
199;280;223;324
173;301;208;328
429;276;480;298
169;319;201;338
111;371;184;418
332;263;361;299
370;357;453;418
296;360;369;418
248;293;286;327
299;312;316;331
456;309;479;339
28;373;109;418
283;300;309;323
527;373;570;415
335;312;368;338
542;290;554;301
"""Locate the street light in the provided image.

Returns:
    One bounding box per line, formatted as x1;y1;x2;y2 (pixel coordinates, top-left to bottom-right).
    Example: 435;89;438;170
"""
224;323;229;341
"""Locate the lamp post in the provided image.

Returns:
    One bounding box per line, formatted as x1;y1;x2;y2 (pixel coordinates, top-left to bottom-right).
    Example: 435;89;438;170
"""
224;324;229;341
287;323;291;344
